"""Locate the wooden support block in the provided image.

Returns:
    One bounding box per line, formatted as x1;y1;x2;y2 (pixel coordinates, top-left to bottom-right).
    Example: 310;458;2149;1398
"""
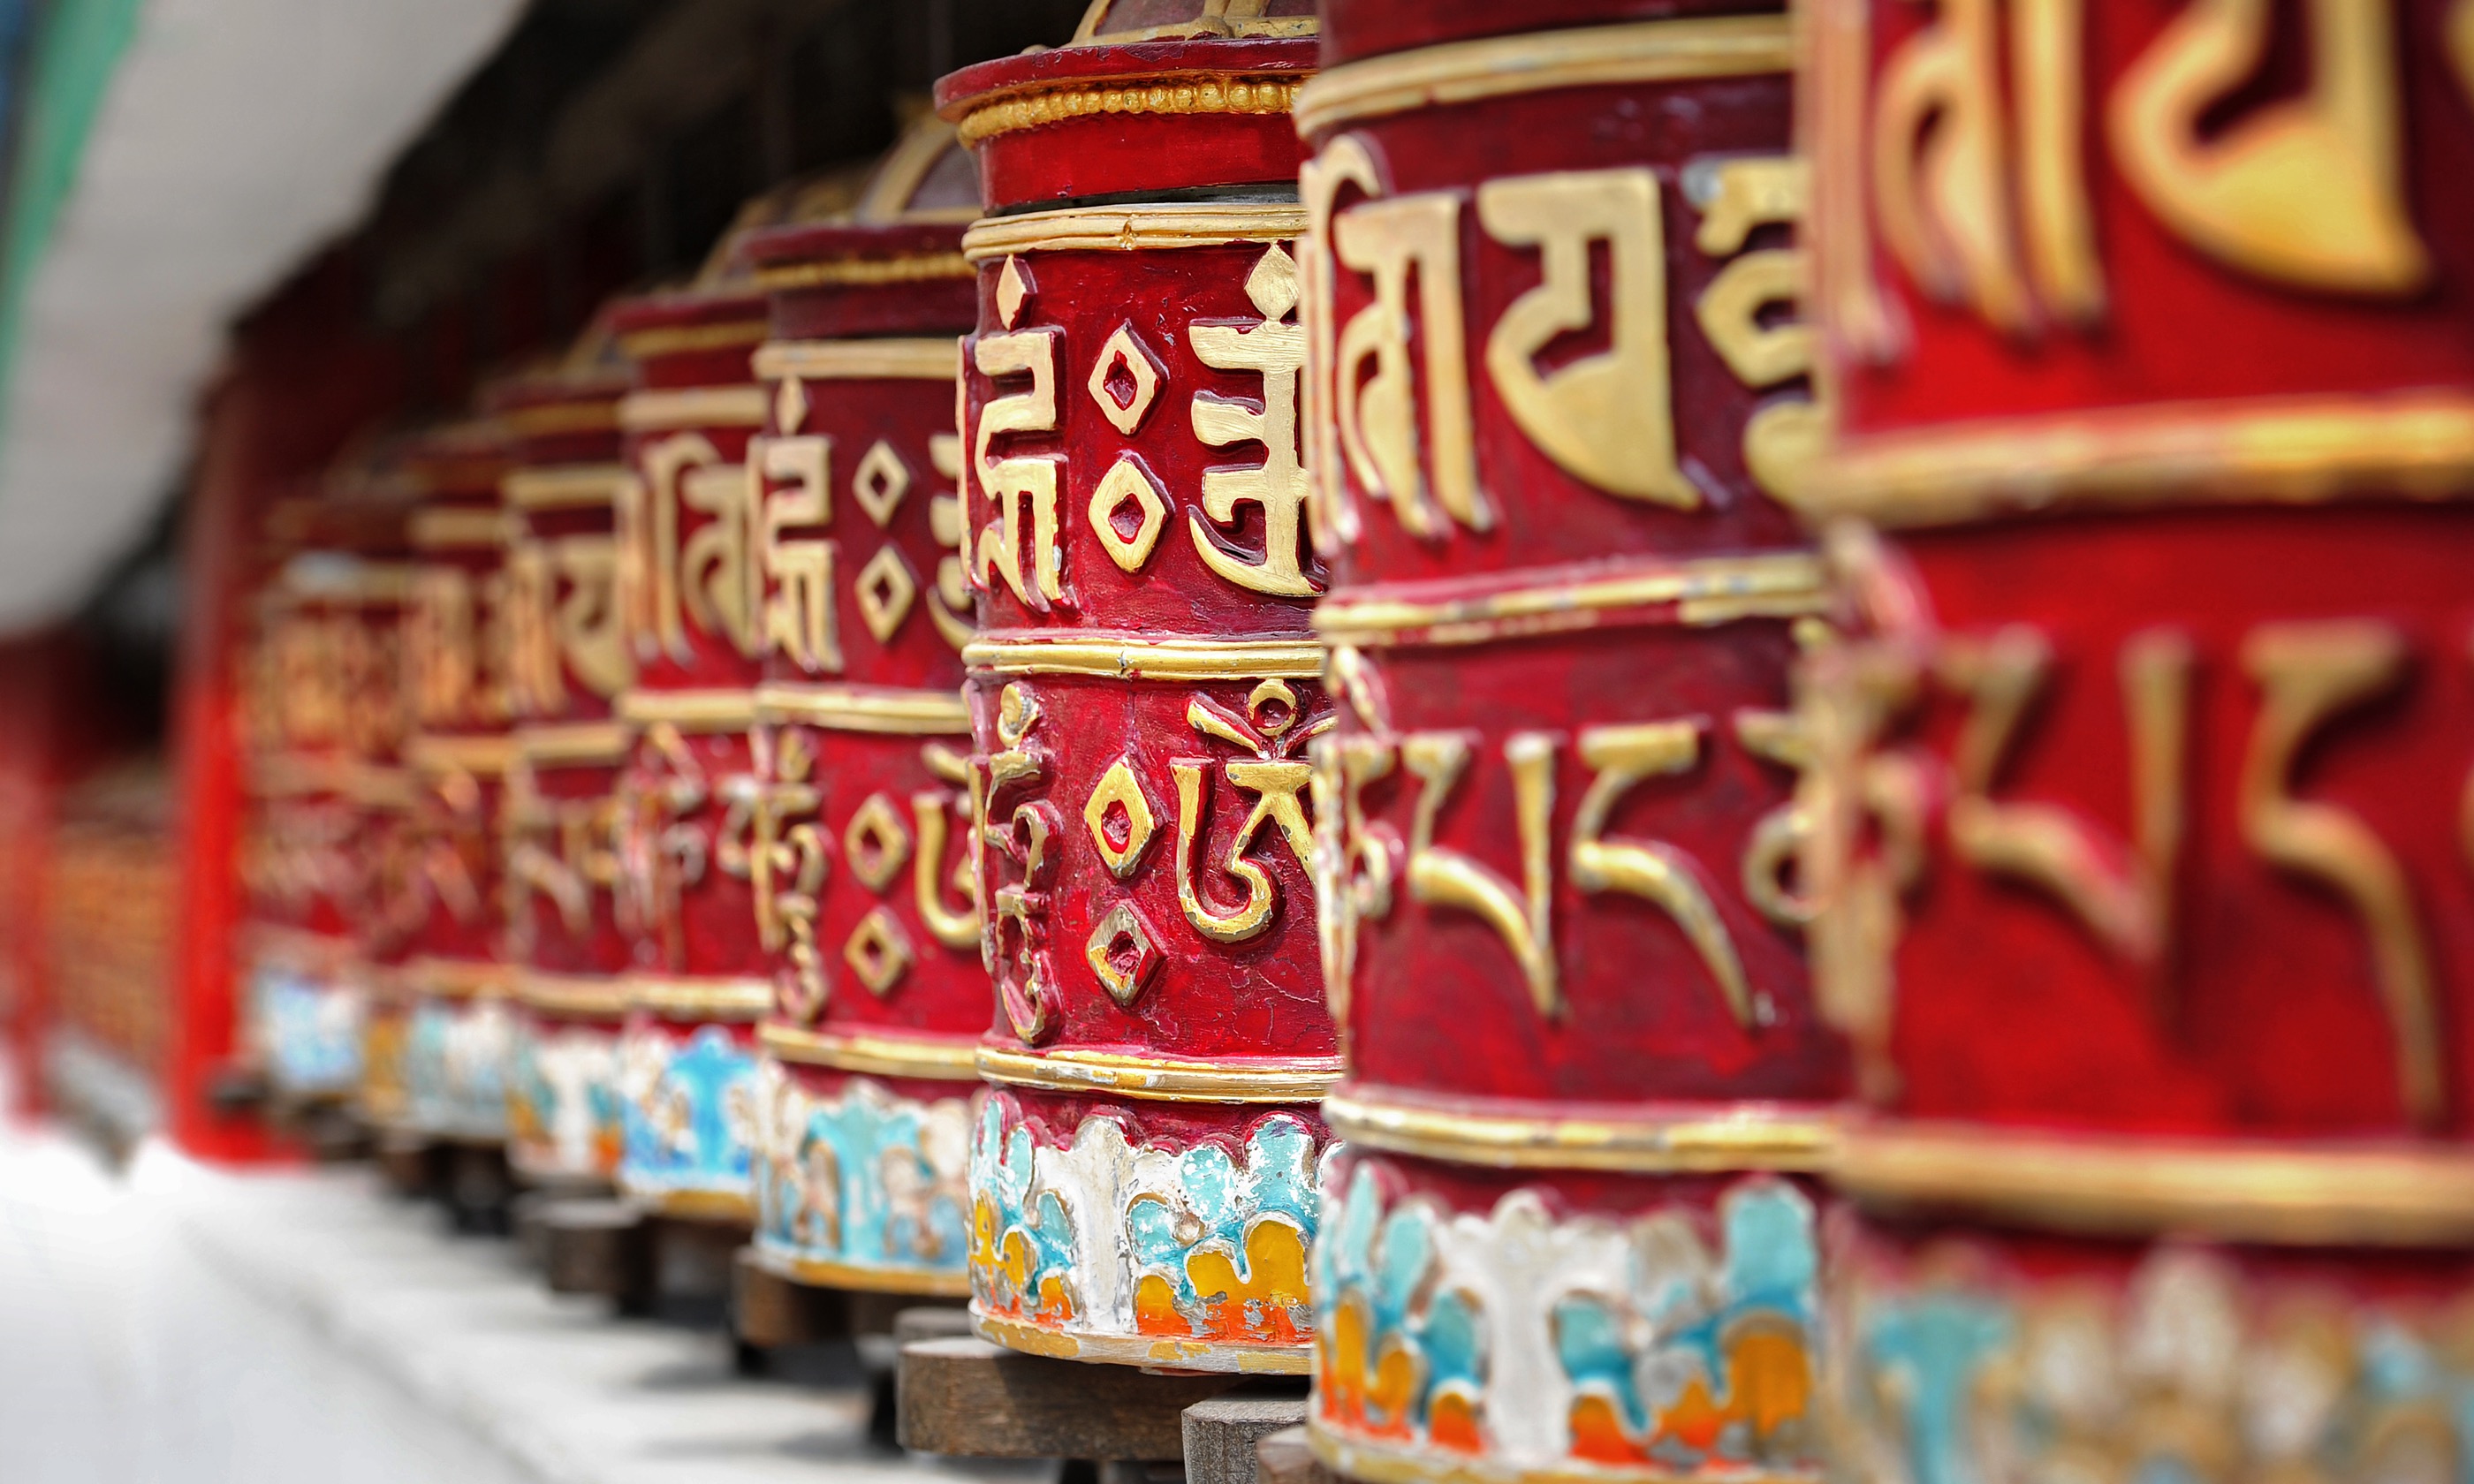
731;1248;852;1348
892;1303;975;1345
1184;1390;1311;1484
539;1197;652;1302
898;1335;1240;1460
374;1132;440;1200
444;1142;514;1233
1256;1426;1339;1484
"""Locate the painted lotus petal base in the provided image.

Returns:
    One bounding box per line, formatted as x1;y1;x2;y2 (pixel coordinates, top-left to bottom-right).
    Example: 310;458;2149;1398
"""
253;963;367;1102
750;1059;975;1296
404;993;515;1142
508;1016;625;1184
617;1017;761;1217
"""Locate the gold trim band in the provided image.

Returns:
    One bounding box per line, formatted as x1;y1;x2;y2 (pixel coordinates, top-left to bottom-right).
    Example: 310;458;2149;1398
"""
245;752;356;798
973;1311;1309;1374
751;338;959;382
1838;1120;2474;1248
975;1045;1339;1103
500;401;618;439
514;971;632;1019
505;464;632;512
626;973;773;1021
618;319;770;360
617;687;758;731
516;720;634;767
285;561;414;603
962;636;1322;681
754;682;968;735
750;254;975;291
410;508;512;550
1803;391;2474;528
1321;1086;1840;1174
405;956;517;1002
624;1186;758;1224
1315;551;1829;647
957;75;1305;148
1293;15;1795;138
405;733;519;776
1302;1421;1797;1484
962;203;1306;262
759;1024;982;1080
618;385;768;432
749;1244;972;1298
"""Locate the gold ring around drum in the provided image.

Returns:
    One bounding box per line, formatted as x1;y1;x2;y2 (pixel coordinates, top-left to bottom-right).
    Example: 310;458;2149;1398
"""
1303;1420;1818;1484
1320;1086;1840;1173
616;319;769;360
748;1244;972;1298
1837;1119;2474;1247
1802;390;2474;528
516;720;633;767
617;687;759;731
751;339;959;382
625;1186;758;1223
410;507;514;550
1292;15;1795;138
749;254;975;291
961;203;1306;261
974;1045;1340;1103
961;635;1323;680
971;1311;1310;1375
757;1024;981;1080
405;956;517;1002
1313;551;1828;647
618;384;768;432
503;464;632;511
625;973;773;1021
955;77;1306;150
406;733;519;776
514;971;631;1019
752;683;968;734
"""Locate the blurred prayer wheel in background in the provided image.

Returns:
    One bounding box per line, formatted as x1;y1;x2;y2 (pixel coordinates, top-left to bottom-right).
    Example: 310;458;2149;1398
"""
609;274;774;1222
737;120;986;1298
396;421;521;1148
492;357;636;1190
1295;1;1840;1477
1796;0;2474;1472
936;0;1331;1372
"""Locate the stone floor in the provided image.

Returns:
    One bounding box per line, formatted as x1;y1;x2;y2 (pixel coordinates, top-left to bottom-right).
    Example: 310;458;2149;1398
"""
0;1117;1048;1484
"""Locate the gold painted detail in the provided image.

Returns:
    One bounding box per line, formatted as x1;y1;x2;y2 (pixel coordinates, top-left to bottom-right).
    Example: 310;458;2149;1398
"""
618;385;769;432
1315;553;1828;647
749;254;974;291
754;683;968;734
955;75;1304;149
1840;1119;2474;1247
626;973;773;1021
961;204;1307;262
505;464;631;512
515;971;632;1018
748;1245;973;1298
750;339;960;382
974;1045;1339;1103
962;636;1322;679
617;319;770;360
756;1023;980;1081
617;687;759;731
516;721;634;767
1292;15;1794;138
1322;1086;1837;1173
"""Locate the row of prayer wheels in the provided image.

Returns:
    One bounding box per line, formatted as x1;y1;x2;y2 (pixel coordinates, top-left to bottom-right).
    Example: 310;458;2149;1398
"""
232;0;2474;1478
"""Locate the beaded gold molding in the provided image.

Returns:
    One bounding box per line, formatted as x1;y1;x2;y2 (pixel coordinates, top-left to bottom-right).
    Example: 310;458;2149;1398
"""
757;1023;981;1080
960;202;1307;261
955;75;1305;148
975;1045;1339;1103
1314;552;1830;647
1293;15;1795;138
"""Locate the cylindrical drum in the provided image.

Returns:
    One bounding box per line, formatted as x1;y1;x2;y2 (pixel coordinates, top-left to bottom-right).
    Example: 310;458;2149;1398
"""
610;280;772;1221
738;121;987;1297
1295;3;1839;1477
1796;2;2474;1475
395;421;520;1147
494;362;637;1188
937;0;1332;1372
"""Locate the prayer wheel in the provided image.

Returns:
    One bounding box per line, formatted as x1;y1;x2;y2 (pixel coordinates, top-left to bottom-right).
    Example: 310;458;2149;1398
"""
1295;1;1839;1476
936;0;1331;1372
737;120;987;1297
396;421;521;1147
493;357;636;1189
609;275;773;1221
1796;0;2474;1473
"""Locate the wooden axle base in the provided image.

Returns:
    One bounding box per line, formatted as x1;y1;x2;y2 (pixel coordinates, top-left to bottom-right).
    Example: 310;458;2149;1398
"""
730;1250;965;1348
898;1332;1307;1481
533;1199;750;1321
372;1134;513;1231
1255;1427;1339;1484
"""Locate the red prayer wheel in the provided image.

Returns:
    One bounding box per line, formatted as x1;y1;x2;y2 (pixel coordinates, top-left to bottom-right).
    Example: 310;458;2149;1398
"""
492;356;636;1188
736;120;987;1297
395;421;521;1147
936;0;1332;1372
1796;0;2474;1471
609;273;773;1219
1295;1;1840;1477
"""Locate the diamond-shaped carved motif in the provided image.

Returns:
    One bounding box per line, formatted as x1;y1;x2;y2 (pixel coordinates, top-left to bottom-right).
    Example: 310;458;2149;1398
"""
854;545;918;642
774;376;809;435
996;256;1033;328
1087;455;1170;573
1085;901;1162;1009
843;791;913;893
845;905;915;997
854;440;911;526
1246;245;1300;319
1081;755;1158;880
1085;322;1164;436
